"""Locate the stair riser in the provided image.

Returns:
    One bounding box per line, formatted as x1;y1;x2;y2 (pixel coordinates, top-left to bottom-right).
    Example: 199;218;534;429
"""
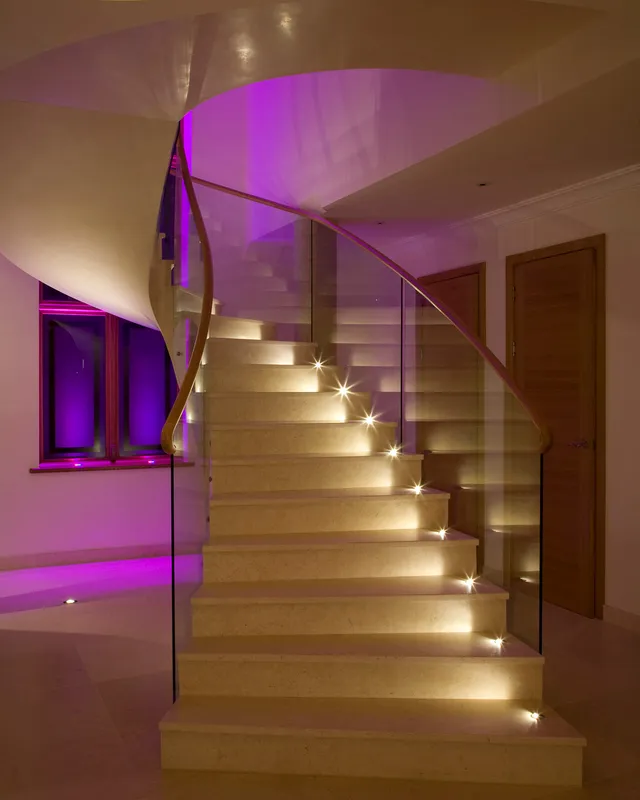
222;291;307;309
204;340;316;366
161;729;581;785
204;366;339;393
203;541;476;582
236;308;311;325
454;490;541;530
207;425;395;457
179;656;542;701
208;316;275;341
337;308;446;325
337;345;477;369
423;453;540;485
192;594;505;637
209;496;448;536
349;368;481;394
210;456;421;494
417;422;540;453
206;393;367;424
333;325;464;346
215;275;287;291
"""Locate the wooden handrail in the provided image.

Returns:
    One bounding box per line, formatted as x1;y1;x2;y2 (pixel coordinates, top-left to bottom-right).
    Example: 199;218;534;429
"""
176;171;551;454
160;125;214;455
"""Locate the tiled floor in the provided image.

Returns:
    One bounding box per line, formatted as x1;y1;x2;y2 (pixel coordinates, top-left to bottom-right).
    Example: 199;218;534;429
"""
0;561;639;799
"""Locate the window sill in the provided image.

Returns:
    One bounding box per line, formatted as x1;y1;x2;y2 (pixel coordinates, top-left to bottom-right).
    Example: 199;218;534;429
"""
30;457;193;474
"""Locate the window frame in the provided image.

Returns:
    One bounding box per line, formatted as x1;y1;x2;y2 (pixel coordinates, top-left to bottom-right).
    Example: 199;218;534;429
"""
36;285;175;471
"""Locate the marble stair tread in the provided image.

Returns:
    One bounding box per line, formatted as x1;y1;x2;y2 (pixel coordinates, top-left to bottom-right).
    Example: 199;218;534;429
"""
180;631;540;661
206;529;474;548
207;421;396;430
209;486;449;506
209;452;421;466
193;575;507;602
162;695;584;745
205;337;312;347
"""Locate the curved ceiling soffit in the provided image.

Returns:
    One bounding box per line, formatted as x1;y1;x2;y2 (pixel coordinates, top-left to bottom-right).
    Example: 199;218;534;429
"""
0;0;593;324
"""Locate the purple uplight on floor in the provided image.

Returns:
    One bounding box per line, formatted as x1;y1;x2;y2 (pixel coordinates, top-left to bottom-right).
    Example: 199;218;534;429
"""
0;556;201;614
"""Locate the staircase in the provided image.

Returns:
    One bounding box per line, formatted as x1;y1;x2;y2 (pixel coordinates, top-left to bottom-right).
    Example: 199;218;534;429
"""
160;298;585;786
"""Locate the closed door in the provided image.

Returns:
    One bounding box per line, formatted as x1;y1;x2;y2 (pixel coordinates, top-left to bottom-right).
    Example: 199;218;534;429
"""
419;264;484;339
509;240;602;617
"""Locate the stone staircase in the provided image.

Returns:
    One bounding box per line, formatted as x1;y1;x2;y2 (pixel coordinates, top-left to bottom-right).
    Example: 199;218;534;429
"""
161;261;585;787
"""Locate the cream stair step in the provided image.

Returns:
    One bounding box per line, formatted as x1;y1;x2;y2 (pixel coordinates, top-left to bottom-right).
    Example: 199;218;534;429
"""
349;367;481;393
333;324;466;345
235;307;310;324
209;486;449;535
182;309;275;340
207;421;396;457
423;450;540;486
337;307;449;325
203;528;476;582
215;274;288;292
337;343;478;369
210;452;421;493
451;483;541;530
223;290;306;308
204;338;316;366
203;364;339;393
206;391;369;423
160;695;584;785
417;420;541;452
406;392;528;422
178;631;542;700
191;575;506;637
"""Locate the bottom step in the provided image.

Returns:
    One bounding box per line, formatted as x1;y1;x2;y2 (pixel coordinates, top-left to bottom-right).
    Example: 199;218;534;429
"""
161;696;584;786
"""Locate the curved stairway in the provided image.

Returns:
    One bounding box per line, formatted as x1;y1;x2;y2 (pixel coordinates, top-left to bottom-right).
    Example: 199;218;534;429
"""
160;305;585;786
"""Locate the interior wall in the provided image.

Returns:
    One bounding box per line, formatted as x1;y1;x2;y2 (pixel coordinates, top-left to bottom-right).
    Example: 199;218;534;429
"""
345;166;640;621
0;254;171;570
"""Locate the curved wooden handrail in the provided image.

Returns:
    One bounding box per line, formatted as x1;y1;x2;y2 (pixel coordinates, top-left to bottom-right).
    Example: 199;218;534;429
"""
160;125;214;455
179;172;551;454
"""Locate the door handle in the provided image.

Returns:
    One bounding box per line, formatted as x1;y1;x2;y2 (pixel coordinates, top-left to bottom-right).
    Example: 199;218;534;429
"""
568;439;591;449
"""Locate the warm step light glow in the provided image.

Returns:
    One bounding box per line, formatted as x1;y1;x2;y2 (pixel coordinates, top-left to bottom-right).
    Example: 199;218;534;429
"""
411;484;424;495
336;382;352;398
362;413;376;427
386;445;400;458
63;598;77;605
530;711;544;722
462;577;477;590
491;637;505;648
312;358;325;371
438;528;448;539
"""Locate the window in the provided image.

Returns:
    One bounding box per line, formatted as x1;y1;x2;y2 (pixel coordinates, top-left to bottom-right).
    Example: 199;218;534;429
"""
37;283;177;470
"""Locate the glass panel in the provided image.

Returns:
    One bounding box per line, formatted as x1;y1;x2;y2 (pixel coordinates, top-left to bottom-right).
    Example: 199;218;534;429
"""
318;232;403;435
194;184;311;343
403;287;542;651
169;168;210;695
118;320;176;457
41;313;106;460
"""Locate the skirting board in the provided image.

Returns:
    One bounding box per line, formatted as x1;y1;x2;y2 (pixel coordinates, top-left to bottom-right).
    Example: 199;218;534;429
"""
603;604;640;635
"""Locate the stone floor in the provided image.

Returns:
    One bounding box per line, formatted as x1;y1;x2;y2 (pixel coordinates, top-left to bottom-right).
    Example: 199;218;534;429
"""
0;559;639;799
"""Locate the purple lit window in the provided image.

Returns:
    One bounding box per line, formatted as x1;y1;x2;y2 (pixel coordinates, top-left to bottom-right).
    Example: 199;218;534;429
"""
39;284;176;465
118;321;176;456
42;315;106;459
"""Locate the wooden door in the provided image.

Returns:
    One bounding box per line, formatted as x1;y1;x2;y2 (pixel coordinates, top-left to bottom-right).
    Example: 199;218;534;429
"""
508;237;604;617
419;264;485;339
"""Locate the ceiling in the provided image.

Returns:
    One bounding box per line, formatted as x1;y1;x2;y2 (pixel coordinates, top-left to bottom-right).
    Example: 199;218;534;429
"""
327;57;640;222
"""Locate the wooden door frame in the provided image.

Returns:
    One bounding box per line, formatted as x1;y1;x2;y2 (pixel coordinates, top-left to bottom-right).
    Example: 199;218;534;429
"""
506;235;606;618
418;263;486;342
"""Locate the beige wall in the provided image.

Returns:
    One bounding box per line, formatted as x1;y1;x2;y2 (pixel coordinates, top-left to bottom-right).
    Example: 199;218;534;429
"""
0;253;172;569
347;166;640;621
